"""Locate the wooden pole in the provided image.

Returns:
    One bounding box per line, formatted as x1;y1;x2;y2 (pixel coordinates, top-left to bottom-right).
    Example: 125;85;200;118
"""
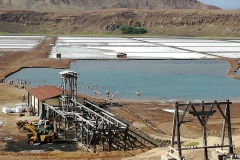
175;102;182;158
226;99;234;154
201;101;208;160
171;103;177;147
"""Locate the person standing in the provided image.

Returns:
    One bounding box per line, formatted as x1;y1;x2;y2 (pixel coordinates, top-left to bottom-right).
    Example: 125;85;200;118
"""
105;90;110;98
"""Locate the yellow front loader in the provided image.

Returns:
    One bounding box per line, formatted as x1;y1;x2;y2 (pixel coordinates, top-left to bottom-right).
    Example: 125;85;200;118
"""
23;124;55;145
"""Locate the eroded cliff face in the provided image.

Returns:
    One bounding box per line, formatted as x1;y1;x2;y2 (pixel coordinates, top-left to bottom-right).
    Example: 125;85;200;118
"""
0;0;219;12
0;9;239;37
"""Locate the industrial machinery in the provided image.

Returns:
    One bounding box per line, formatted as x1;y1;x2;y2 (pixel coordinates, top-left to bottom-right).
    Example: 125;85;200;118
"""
16;120;32;129
24;124;54;145
16;120;56;145
34;119;54;131
16;120;53;131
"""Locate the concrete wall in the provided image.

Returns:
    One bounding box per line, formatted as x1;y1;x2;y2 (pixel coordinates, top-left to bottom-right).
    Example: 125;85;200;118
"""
28;94;39;116
29;95;38;111
45;97;60;106
34;97;38;110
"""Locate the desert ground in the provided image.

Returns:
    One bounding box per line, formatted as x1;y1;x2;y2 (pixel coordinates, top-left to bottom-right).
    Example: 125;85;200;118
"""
0;36;240;160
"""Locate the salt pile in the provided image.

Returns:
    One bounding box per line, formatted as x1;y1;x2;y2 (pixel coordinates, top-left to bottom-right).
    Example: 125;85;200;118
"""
162;108;175;113
2;107;11;114
2;104;25;113
16;106;22;113
162;108;184;113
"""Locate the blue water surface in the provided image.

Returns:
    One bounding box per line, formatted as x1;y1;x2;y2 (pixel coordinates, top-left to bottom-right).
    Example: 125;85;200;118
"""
7;60;240;101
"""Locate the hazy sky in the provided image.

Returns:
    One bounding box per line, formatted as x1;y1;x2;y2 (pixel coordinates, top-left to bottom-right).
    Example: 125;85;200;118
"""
198;0;240;9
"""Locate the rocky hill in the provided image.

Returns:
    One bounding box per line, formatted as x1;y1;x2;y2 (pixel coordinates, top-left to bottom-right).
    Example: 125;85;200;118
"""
0;9;239;37
0;0;239;37
0;0;220;12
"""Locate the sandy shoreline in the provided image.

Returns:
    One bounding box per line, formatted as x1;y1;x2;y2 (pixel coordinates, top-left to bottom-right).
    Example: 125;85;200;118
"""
81;93;240;104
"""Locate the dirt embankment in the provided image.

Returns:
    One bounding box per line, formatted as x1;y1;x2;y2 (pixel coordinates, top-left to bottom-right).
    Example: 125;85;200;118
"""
0;9;240;36
0;36;71;81
225;58;240;79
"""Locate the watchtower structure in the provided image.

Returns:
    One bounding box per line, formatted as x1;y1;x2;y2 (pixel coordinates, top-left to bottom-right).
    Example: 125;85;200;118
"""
59;70;78;111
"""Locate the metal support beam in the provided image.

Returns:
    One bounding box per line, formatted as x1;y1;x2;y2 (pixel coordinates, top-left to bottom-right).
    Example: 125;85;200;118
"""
85;100;115;117
73;100;114;125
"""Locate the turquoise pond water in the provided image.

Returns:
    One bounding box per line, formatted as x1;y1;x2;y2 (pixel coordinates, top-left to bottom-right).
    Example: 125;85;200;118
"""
7;60;240;102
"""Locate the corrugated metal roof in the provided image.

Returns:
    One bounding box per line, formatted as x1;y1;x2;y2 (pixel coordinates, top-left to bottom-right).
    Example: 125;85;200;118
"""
27;85;62;101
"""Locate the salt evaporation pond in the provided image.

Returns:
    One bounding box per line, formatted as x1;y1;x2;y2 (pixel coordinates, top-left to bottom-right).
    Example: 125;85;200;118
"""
0;36;45;51
1;36;240;101
49;37;240;59
8;60;240;102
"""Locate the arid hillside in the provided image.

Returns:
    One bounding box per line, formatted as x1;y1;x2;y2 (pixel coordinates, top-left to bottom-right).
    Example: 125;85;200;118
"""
0;0;238;37
0;0;219;13
0;9;239;37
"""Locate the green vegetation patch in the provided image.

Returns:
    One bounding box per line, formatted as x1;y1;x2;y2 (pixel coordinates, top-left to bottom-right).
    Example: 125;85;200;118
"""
0;31;10;35
119;25;147;34
185;142;199;147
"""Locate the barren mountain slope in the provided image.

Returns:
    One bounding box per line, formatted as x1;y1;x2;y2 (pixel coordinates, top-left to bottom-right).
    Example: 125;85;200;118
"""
0;0;219;12
0;9;239;37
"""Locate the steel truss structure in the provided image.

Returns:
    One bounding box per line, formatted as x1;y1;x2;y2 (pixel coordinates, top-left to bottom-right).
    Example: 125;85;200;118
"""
41;70;157;152
169;100;236;160
42;99;129;152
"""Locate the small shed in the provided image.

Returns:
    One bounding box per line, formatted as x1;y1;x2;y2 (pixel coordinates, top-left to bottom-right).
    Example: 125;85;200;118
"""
56;53;61;59
27;85;62;116
117;53;127;58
